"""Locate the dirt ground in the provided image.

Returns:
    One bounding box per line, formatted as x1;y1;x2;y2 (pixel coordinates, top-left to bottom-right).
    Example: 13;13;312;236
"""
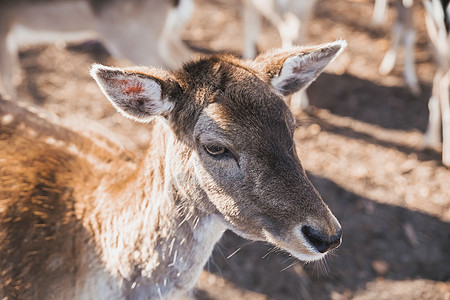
7;0;450;299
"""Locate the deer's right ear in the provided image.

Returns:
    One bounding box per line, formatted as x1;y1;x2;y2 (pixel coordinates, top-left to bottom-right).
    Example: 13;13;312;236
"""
256;40;347;97
90;64;175;122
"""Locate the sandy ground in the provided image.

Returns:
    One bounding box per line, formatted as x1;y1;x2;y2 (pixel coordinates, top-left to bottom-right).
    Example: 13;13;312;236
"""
5;0;450;299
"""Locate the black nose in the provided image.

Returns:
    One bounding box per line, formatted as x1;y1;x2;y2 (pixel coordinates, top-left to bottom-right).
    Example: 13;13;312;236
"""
301;225;342;253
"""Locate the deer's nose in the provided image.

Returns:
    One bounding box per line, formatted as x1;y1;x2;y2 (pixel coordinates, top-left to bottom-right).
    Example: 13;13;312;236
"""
301;225;342;253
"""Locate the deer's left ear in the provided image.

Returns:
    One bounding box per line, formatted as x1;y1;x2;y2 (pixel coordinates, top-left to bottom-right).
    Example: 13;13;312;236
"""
256;40;347;96
90;64;177;123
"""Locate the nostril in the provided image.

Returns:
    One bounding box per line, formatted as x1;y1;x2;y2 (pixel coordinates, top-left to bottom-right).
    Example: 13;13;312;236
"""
302;226;327;253
301;226;342;253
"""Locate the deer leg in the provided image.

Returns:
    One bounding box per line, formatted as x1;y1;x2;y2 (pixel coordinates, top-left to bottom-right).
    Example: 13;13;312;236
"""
280;13;307;111
243;0;261;59
158;0;194;69
371;0;389;26
379;22;403;75
0;24;20;97
289;89;309;112
439;71;450;166
424;71;443;150
402;27;420;95
278;12;301;49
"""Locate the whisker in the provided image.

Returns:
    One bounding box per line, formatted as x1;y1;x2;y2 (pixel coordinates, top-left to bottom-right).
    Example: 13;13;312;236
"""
226;240;254;259
206;260;210;273
309;256;330;277
262;246;278;259
280;260;299;272
213;243;227;261
319;259;329;277
281;255;294;265
207;254;223;278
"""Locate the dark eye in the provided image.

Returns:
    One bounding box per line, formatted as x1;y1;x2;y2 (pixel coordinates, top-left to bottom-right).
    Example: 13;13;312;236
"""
204;144;228;156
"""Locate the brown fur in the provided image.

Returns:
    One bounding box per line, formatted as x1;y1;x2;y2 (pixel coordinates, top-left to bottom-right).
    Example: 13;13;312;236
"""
0;98;135;298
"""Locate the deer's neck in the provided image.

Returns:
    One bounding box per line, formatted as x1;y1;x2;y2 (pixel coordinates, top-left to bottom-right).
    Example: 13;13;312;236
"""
86;120;226;298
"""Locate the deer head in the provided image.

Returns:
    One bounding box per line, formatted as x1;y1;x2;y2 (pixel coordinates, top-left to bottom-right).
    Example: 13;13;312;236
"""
91;40;346;262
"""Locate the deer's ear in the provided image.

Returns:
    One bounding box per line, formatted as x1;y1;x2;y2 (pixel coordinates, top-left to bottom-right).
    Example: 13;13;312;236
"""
257;40;347;96
90;64;175;122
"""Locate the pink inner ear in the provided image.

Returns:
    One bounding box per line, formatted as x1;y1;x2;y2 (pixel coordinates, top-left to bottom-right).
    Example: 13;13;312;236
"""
116;79;145;95
124;84;144;95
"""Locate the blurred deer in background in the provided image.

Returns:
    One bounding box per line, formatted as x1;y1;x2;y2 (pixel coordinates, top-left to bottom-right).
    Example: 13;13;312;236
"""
242;0;318;110
0;41;345;299
0;0;194;97
372;0;450;166
372;0;421;95
423;0;450;166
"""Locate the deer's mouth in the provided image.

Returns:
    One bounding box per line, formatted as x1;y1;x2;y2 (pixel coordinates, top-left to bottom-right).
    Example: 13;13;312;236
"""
262;224;342;262
217;209;342;262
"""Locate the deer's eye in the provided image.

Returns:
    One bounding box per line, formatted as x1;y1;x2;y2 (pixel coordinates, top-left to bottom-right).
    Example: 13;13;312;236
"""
204;144;228;157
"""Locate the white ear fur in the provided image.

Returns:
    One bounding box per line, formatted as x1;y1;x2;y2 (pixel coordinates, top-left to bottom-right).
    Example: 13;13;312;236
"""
271;40;347;96
90;64;174;123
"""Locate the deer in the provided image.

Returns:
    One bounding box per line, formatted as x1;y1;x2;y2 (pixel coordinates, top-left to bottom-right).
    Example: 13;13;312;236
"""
242;0;318;111
0;40;346;299
372;0;450;166
423;0;450;166
372;0;421;95
0;0;194;98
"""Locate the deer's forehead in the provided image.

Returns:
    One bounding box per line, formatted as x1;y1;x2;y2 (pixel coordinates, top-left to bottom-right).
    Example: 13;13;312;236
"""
196;98;294;146
181;58;295;139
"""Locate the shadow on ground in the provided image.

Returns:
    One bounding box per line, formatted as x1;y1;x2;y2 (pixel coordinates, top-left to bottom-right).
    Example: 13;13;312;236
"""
198;174;449;300
308;73;432;133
